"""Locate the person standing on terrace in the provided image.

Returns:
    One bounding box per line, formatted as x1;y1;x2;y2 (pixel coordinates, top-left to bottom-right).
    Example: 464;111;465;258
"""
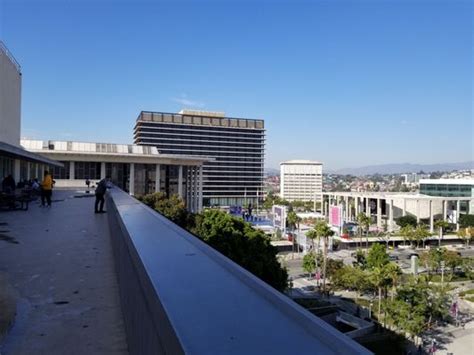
94;176;110;213
41;171;53;207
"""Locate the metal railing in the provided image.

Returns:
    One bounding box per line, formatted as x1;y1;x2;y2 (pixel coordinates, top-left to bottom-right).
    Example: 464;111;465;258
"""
0;41;21;73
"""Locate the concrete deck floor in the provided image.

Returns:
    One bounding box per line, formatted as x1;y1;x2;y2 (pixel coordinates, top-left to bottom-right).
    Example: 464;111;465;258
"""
0;190;128;355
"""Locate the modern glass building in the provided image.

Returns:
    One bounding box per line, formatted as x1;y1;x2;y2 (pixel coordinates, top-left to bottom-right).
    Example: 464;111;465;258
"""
134;110;265;207
419;178;474;214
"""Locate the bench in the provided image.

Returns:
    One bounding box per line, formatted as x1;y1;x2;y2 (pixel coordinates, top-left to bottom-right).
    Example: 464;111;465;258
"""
0;192;30;211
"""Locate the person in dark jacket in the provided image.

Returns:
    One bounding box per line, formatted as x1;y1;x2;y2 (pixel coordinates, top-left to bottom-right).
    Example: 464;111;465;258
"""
94;177;110;213
1;175;16;193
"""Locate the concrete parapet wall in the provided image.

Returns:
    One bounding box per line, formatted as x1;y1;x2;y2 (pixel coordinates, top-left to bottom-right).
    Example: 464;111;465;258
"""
106;187;371;355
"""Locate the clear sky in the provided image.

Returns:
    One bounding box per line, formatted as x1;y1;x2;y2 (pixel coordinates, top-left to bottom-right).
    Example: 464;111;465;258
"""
1;0;472;170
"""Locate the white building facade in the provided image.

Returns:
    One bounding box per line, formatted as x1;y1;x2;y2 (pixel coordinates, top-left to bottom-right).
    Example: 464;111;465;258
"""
21;139;210;212
1;41;61;184
280;160;323;202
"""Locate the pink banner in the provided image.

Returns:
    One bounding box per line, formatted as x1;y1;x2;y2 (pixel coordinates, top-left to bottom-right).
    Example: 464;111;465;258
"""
329;206;342;227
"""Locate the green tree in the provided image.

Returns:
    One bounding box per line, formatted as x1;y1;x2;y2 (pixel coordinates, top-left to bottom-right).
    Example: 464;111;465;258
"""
384;276;451;338
287;210;300;232
305;228;319;252
459;214;474;228
139;192;191;228
332;266;371;301
457;227;473;247
365;243;397;319
314;220;335;292
366;243;390;270
413;224;431;248
357;212;371;251
399;225;415;246
194;209;289;291
396;215;418;228
370;265;391;319
434;220;450;246
352;249;367;269
286;210;301;253
384;262;402;301
302;252;317;278
326;258;344;281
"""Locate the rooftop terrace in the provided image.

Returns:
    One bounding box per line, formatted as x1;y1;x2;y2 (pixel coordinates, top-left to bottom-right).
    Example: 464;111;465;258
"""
0;188;370;354
0;190;127;354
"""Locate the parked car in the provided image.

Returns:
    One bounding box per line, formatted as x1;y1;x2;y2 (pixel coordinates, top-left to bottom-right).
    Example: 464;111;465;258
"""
407;253;419;259
389;255;399;261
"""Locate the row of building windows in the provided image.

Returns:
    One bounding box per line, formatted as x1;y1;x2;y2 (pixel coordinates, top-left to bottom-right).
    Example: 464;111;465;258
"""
138;112;264;129
136;122;265;135
150;146;264;157
421;184;472;193
135;132;264;145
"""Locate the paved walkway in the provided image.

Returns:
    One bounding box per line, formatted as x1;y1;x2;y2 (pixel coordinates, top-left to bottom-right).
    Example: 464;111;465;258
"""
0;190;128;355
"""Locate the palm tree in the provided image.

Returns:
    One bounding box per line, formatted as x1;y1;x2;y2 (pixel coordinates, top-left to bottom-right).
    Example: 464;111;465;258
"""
434;220;449;246
357;212;371;251
370;263;399;320
306;228;318;252
384;262;402;301
287;211;301;253
414;224;431;249
399;225;415;247
314;220;335;293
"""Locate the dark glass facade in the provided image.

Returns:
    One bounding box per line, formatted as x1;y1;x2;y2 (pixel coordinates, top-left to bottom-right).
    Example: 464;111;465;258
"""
134;111;265;207
420;183;473;197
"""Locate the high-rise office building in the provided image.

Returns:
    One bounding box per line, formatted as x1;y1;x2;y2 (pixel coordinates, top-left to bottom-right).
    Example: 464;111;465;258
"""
280;160;323;202
134;110;265;207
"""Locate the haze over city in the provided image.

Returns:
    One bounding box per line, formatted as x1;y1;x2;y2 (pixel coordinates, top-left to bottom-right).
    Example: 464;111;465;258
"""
1;0;472;170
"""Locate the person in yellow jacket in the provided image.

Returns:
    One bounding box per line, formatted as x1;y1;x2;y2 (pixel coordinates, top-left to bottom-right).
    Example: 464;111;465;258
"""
41;171;54;207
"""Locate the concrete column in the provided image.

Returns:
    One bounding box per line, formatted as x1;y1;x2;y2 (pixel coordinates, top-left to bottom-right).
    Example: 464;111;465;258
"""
344;196;348;221
178;165;183;198
389;199;394;232
354;196;358;218
155;164;161;193
456;200;460;231
403;199;407;217
416;199;420;224
129;163;135;195
100;162;106;179
443;200;447;221
198;165;203;212
69;161;75;180
26;162;31;180
429;200;434;233
39;165;45;180
35;164;39;180
193;167;198;213
366;198;370;218
13;159;21;183
377;198;382;228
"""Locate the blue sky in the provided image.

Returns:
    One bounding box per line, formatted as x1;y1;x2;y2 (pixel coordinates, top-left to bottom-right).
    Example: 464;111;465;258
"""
0;0;472;170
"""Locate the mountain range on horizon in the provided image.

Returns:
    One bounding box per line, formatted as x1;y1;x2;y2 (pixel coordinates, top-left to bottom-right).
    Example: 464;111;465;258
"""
265;161;473;176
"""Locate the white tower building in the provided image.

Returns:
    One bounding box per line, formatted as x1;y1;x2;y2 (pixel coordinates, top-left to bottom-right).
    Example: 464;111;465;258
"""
280;160;323;202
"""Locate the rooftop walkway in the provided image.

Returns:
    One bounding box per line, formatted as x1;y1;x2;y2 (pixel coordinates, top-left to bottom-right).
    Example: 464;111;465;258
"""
0;190;128;355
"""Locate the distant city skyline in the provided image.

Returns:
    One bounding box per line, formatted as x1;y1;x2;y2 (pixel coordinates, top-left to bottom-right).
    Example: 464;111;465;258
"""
1;0;472;170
